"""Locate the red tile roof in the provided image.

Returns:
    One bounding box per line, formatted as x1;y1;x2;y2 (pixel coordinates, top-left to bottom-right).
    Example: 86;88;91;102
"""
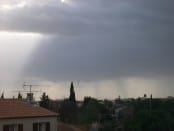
0;99;58;119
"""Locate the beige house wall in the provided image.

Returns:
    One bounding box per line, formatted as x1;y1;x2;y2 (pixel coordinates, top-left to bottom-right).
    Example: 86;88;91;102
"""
0;116;57;131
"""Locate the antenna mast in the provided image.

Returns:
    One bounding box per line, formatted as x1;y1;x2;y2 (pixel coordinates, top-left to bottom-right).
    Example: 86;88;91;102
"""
23;82;41;104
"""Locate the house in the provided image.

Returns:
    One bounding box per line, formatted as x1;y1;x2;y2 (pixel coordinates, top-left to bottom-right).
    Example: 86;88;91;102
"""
0;99;58;131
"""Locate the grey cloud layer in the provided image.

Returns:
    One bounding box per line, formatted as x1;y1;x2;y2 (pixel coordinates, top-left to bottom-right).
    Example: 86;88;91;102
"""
1;0;174;35
24;37;174;81
1;0;174;81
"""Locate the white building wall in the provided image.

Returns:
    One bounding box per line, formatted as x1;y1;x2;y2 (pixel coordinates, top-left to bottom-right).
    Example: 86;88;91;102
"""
0;116;57;131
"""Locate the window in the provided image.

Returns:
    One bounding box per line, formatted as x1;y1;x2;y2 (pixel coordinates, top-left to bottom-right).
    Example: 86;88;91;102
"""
3;124;23;131
18;125;23;131
33;122;50;131
46;123;50;131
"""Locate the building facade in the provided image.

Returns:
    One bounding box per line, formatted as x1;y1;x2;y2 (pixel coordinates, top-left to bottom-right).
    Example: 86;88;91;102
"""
0;99;58;131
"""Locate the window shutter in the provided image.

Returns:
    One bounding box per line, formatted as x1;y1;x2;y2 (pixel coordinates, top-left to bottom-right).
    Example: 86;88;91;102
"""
3;125;9;131
18;124;23;131
46;122;50;131
33;123;38;131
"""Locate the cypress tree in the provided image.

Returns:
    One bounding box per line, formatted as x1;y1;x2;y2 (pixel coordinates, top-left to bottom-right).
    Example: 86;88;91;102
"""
69;82;76;103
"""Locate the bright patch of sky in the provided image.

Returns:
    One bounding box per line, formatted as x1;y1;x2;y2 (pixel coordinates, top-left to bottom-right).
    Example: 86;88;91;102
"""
0;32;41;97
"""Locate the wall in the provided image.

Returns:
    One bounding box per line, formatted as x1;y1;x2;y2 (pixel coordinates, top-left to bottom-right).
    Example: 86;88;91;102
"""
0;116;57;131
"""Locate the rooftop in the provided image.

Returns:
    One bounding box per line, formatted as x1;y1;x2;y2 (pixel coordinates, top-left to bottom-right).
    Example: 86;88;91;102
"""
0;99;58;119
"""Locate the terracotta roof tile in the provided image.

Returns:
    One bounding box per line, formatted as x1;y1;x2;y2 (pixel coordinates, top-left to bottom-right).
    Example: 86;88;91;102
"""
0;99;58;119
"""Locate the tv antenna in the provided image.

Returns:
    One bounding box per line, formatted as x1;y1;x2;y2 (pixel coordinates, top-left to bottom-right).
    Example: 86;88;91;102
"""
12;82;44;104
23;82;41;93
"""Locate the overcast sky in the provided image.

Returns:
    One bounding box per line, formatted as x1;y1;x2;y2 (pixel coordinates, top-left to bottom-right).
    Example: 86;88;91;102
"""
0;0;174;100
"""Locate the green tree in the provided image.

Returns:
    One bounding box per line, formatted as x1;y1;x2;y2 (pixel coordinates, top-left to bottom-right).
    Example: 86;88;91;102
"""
18;92;22;99
79;97;109;124
59;99;78;123
1;92;4;99
69;82;76;103
124;99;174;131
40;92;49;109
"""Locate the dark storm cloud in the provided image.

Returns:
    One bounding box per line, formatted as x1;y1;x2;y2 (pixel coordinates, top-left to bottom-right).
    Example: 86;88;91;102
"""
24;36;174;81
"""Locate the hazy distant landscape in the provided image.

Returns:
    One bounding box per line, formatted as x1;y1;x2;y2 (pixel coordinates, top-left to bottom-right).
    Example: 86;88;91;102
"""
1;81;174;131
